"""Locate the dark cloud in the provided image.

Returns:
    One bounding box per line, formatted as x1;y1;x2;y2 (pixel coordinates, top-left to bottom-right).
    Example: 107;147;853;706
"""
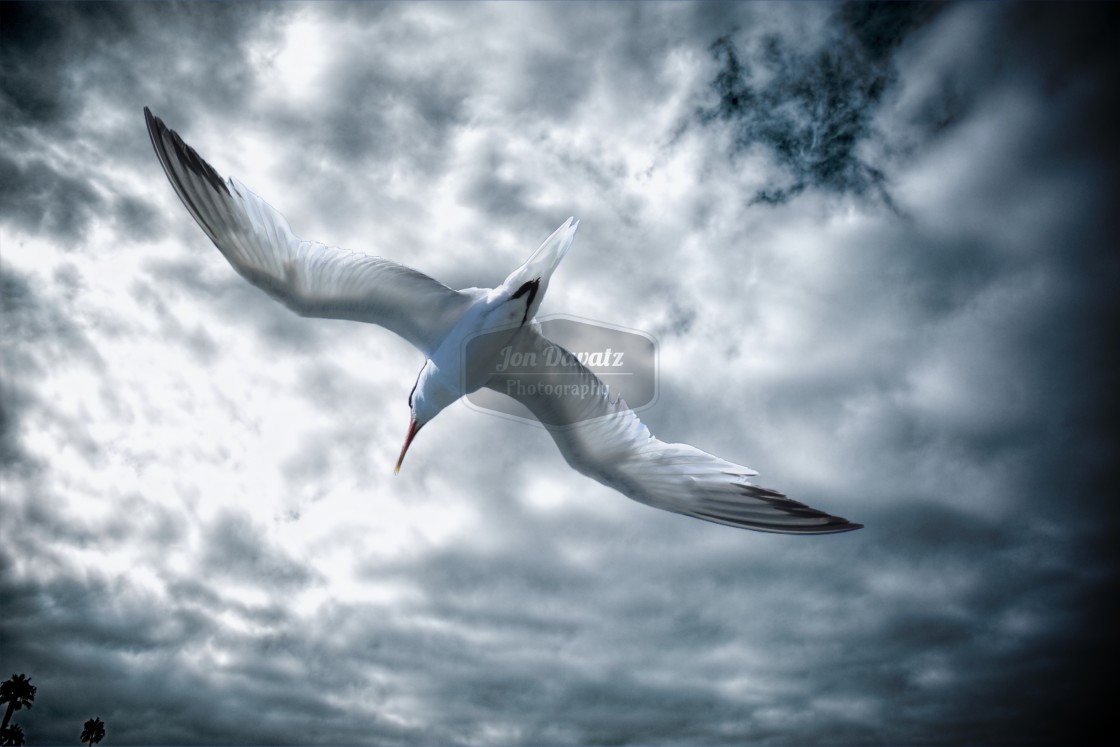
0;2;280;130
112;193;162;237
461;141;533;220
1;2;1118;745
0;561;344;745
697;2;943;206
0;153;104;243
0;266;103;474
128;280;219;365
140;257;330;353
313;61;467;172
0;1;286;248
838;1;945;64
0;1;83;127
0;149;159;245
0;387;27;469
1001;4;1120;217
252;5;471;194
202;510;319;590
0;270;38;470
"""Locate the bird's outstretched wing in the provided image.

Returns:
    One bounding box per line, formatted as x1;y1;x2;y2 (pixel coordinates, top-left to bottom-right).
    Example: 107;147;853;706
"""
486;327;862;534
145;107;475;356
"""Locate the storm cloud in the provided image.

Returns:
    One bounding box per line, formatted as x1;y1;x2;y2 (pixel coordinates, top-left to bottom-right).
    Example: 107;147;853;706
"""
1;2;1117;744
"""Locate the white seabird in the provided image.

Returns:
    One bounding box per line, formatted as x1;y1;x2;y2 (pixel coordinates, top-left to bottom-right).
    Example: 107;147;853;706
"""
145;107;861;534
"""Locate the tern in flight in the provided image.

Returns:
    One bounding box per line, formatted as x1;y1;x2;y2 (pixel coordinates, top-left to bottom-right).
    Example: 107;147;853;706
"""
145;107;861;534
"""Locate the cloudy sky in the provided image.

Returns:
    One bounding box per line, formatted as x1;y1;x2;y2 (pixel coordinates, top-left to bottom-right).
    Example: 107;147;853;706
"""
2;1;1118;744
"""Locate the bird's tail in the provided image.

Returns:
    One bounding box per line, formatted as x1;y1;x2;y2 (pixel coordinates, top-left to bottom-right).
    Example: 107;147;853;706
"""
501;217;578;292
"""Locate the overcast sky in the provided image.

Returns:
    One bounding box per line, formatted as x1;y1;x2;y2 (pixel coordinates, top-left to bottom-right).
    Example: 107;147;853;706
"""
1;2;1118;744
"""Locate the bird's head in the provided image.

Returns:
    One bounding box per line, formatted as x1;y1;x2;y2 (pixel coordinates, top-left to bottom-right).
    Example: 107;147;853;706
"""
395;360;458;474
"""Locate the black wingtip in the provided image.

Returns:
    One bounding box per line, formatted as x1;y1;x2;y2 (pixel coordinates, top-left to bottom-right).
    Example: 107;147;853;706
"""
144;106;232;200
689;482;866;534
143;106;157;138
143;105;158;134
813;515;863;534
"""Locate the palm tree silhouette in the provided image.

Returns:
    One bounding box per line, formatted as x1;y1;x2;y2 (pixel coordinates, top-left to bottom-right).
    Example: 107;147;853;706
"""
0;674;36;735
0;723;25;746
80;717;106;746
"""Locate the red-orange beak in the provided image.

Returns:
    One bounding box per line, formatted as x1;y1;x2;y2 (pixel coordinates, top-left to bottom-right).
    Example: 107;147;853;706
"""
395;418;422;474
